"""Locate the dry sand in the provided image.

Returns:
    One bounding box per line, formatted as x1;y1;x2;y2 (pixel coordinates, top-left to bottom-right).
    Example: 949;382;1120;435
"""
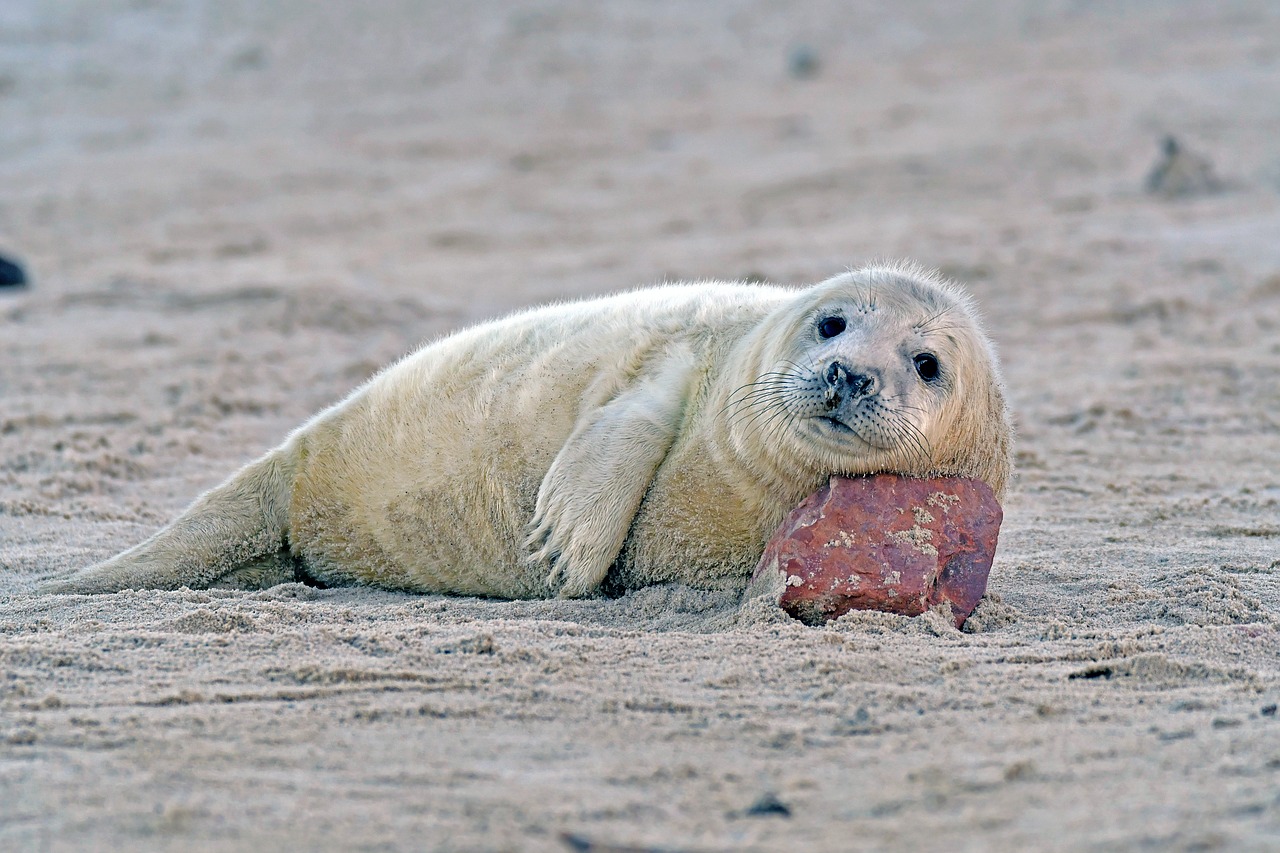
3;1;1280;850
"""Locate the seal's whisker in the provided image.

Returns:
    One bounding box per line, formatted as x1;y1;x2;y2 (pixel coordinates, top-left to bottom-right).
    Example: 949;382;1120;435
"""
725;374;792;398
879;393;930;417
859;403;924;465
727;398;787;430
761;386;807;430
916;322;964;334
721;378;791;415
914;305;956;332
728;371;793;391
728;383;789;427
723;381;788;410
738;397;791;435
775;408;802;448
890;414;932;466
759;402;798;446
722;383;794;421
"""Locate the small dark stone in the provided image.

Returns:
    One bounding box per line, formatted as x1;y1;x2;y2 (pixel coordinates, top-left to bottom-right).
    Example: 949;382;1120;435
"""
744;792;791;818
787;45;820;79
558;831;683;853
560;834;594;853
0;254;26;288
833;706;880;736
1261;703;1277;717
1144;134;1222;197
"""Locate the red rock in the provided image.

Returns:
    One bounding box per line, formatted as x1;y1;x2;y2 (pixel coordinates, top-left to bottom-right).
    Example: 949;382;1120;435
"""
751;474;1003;629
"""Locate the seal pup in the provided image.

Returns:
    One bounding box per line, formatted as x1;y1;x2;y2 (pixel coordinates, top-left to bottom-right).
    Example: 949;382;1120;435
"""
42;264;1012;598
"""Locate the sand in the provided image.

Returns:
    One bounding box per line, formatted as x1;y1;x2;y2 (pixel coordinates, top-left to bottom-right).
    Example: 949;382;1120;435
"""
2;1;1279;850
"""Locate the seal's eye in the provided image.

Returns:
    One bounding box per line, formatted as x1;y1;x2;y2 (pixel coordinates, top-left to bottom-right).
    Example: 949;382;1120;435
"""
914;353;940;382
817;316;846;339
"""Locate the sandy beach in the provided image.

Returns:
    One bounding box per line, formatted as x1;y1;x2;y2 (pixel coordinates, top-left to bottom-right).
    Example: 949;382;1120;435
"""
2;1;1279;849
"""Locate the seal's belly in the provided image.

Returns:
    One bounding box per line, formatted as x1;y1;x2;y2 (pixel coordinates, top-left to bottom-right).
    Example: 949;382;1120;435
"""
285;372;567;598
290;436;549;596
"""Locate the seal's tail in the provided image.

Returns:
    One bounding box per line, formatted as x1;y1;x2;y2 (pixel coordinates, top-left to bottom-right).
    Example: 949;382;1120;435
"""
41;447;296;594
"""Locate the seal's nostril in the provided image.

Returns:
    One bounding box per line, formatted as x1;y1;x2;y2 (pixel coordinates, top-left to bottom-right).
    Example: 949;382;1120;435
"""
826;362;874;397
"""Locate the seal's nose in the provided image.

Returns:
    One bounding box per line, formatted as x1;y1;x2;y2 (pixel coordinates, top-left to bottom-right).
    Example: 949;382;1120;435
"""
824;361;876;400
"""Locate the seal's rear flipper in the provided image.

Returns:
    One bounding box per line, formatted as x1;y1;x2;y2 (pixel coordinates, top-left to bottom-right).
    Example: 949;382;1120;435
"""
40;448;295;594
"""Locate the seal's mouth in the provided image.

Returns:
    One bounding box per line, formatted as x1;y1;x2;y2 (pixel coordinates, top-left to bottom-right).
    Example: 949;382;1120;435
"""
817;415;854;434
811;413;896;453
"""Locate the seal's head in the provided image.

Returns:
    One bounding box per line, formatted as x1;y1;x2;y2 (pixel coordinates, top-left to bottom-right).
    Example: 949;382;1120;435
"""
729;264;1012;498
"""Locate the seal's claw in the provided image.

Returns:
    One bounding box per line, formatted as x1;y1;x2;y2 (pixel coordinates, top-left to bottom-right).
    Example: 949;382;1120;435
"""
524;508;607;598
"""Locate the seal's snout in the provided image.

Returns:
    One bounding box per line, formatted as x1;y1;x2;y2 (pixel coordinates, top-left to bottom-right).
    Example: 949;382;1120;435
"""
823;361;876;408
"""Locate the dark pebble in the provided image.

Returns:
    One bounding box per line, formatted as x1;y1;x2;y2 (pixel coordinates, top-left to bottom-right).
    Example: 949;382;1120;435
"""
788;45;820;79
745;792;791;818
0;254;27;288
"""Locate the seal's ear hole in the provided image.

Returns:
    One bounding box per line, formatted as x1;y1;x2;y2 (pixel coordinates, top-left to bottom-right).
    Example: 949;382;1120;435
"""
913;352;940;382
817;316;846;339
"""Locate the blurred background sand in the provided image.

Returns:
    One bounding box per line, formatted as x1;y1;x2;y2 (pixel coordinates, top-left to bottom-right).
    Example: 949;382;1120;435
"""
2;2;1279;849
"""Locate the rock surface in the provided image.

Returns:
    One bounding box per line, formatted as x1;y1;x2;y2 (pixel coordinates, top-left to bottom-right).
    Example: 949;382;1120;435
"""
751;474;1003;628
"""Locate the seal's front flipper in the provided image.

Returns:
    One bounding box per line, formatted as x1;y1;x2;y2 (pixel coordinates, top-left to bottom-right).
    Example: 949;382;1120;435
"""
526;347;696;597
40;448;295;594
